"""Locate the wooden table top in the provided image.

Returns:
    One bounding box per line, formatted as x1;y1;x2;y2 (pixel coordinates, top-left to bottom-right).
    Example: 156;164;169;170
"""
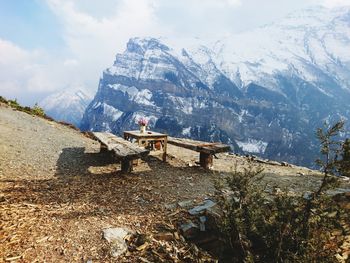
124;130;168;139
92;132;149;158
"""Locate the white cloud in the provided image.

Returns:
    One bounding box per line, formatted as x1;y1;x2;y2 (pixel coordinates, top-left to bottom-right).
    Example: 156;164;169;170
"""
40;0;168;96
0;0;168;104
321;0;350;7
63;59;79;67
189;0;241;7
0;38;92;104
0;39;52;102
45;0;166;67
220;0;242;7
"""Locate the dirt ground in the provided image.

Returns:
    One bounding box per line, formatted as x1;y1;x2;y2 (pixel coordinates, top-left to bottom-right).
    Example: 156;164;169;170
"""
1;104;349;262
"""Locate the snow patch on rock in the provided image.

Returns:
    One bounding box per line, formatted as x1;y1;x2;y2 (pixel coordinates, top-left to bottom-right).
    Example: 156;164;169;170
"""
237;139;268;154
102;103;123;121
109;84;155;106
169;96;193;114
182;127;191;136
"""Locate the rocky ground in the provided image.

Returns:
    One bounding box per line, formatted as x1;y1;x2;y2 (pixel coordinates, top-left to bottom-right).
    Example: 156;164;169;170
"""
1;103;349;262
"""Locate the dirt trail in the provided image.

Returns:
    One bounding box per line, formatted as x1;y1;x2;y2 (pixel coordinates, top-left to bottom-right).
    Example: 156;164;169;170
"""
1;104;349;262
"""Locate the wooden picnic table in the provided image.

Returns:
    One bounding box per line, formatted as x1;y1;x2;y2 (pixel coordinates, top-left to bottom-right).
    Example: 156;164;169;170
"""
123;130;168;162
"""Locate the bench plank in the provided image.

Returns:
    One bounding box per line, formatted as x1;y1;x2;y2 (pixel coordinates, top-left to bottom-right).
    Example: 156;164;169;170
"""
92;132;149;159
168;137;230;169
168;137;230;154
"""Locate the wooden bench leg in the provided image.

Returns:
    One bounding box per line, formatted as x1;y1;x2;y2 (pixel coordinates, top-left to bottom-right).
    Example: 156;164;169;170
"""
199;152;213;169
100;144;108;153
121;159;133;173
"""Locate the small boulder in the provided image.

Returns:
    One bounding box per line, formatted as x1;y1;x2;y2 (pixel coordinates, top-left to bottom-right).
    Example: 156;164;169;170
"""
188;199;216;215
180;222;199;239
164;203;177;210
178;200;194;208
102;227;133;258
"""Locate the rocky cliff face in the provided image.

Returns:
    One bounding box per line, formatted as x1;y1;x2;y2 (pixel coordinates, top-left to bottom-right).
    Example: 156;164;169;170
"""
81;6;350;167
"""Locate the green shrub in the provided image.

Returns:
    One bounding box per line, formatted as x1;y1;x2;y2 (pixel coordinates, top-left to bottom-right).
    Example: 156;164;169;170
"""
8;98;20;108
0;96;46;118
215;121;346;262
215;167;341;262
32;103;45;117
0;96;8;103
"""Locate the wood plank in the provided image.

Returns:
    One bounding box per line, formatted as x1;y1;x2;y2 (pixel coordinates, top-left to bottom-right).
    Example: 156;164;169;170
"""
168;137;230;154
92;132;149;159
124;130;167;139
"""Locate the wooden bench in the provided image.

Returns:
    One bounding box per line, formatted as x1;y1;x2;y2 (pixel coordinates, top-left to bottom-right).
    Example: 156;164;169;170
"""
91;132;149;173
168;137;231;169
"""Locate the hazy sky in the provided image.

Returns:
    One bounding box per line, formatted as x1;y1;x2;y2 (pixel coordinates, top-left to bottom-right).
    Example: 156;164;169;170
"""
0;0;349;105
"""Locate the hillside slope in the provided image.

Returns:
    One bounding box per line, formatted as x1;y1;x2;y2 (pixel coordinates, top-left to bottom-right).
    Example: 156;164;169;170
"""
1;103;349;262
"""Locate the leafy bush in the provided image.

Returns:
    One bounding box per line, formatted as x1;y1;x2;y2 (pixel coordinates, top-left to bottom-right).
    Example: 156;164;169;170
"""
0;96;8;104
8;98;20;108
32;103;45;117
215;121;346;262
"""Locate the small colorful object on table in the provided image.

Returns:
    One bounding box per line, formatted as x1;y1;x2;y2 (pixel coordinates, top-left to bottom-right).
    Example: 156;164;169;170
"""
138;117;148;133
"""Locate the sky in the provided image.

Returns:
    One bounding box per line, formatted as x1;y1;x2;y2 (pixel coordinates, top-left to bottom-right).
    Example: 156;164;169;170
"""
0;0;349;105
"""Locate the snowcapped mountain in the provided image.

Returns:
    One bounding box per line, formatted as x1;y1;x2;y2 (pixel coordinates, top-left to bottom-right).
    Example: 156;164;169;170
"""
40;89;92;126
211;6;350;93
81;6;350;167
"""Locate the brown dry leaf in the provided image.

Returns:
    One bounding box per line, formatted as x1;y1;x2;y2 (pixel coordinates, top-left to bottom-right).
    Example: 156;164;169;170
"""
139;257;152;263
36;236;50;243
5;255;22;261
136;242;150;251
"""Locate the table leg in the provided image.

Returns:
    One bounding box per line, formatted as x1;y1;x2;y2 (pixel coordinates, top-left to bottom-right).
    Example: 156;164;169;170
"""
162;137;167;162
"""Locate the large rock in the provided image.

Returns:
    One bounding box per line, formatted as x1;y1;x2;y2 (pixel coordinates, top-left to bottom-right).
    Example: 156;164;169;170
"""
102;227;132;258
188;199;217;215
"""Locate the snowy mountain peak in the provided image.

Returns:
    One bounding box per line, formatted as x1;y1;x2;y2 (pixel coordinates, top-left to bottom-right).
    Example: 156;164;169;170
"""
40;89;92;126
126;37;170;55
277;6;349;31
